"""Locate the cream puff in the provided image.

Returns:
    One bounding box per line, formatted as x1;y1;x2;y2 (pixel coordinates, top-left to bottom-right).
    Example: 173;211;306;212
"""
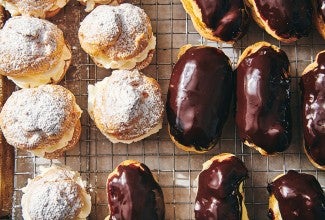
88;69;164;144
0;85;82;159
78;4;155;70
166;45;233;153
180;0;249;43
244;0;313;43
21;165;91;220
236;42;291;155
267;170;325;219
77;0;131;12
313;1;325;40
106;160;165;220
0;16;71;88
194;153;249;219
0;0;70;18
301;50;325;170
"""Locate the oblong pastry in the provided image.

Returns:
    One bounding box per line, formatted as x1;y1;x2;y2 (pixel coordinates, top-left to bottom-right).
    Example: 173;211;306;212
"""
106;160;165;220
313;0;325;39
244;0;313;43
21;165;91;220
180;0;249;43
301;50;325;170
88;69;164;144
267;170;325;220
77;0;131;12
166;45;233;153
0;0;70;18
236;41;291;155
194;153;249;220
0;85;82;159
78;4;155;70
0;16;71;88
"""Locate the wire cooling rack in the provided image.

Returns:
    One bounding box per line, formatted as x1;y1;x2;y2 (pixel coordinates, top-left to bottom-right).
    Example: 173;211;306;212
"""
11;0;325;219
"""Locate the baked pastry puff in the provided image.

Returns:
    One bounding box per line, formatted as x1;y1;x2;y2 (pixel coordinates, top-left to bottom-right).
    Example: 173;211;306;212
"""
88;69;164;144
77;0;131;12
0;16;72;88
180;0;249;43
0;0;70;18
106;160;165;220
244;0;313;43
236;42;291;155
21;165;91;220
194;153;249;220
301;50;325;170
78;4;155;70
0;85;82;159
267;170;325;220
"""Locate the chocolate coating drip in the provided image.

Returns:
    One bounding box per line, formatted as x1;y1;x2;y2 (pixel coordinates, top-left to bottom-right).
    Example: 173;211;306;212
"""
166;46;233;152
106;162;165;220
254;0;313;40
301;52;325;166
194;154;248;219
236;45;291;154
194;0;249;41
267;170;325;220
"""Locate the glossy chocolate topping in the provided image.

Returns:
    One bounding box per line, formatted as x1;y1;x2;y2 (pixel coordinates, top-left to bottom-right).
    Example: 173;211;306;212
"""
267;170;325;220
194;0;249;41
194;154;248;219
166;46;233;152
106;162;165;220
316;0;325;21
236;45;291;154
254;0;313;40
301;52;325;166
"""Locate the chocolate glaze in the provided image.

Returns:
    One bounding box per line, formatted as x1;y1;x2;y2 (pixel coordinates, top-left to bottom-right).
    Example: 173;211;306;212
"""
254;0;313;40
236;45;291;154
106;162;165;220
193;0;249;42
166;46;233;152
316;0;325;21
301;52;325;166
194;154;248;219
267;170;325;220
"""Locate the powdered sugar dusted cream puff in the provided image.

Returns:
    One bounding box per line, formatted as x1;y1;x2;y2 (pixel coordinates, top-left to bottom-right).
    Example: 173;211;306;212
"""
78;4;155;70
0;85;82;159
77;0;131;12
0;16;72;88
88;69;163;144
21;165;91;220
0;0;70;18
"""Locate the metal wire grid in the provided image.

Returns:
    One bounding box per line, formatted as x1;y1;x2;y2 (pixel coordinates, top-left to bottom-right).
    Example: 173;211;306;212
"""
11;0;325;219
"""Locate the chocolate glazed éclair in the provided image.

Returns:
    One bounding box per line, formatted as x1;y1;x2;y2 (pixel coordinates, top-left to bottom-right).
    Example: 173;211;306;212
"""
166;45;233;153
301;51;325;169
236;42;291;155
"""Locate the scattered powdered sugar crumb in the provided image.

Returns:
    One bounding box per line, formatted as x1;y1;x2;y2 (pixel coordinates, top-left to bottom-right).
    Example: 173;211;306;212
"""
79;3;150;58
0;85;73;148
94;69;163;138
0;16;62;73
11;0;58;14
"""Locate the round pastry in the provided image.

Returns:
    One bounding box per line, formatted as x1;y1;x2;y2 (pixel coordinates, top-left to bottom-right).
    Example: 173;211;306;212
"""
166;44;233;153
88;69;164;144
77;0;131;12
267;170;325;220
78;4;155;70
0;0;70;18
244;0;313;43
0;16;71;88
194;153;249;220
21;165;91;220
106;160;165;220
313;1;325;39
180;0;249;43
236;41;291;155
0;85;82;159
301;50;325;170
